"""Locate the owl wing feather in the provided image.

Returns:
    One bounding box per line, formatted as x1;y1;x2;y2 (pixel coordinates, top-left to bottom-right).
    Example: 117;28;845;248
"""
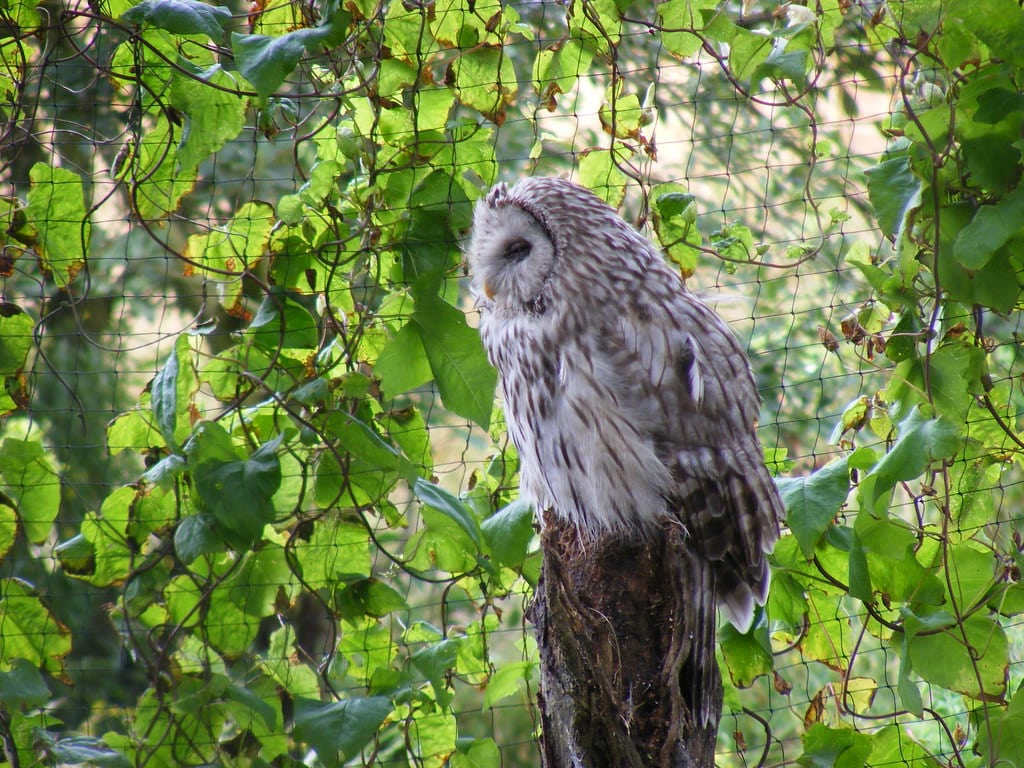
606;284;782;633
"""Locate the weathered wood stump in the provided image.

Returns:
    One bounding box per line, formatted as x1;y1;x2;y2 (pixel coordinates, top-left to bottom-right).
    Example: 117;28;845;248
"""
528;512;721;768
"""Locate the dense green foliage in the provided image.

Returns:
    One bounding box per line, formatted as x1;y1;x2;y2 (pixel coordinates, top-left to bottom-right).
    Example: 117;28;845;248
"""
1;0;1023;765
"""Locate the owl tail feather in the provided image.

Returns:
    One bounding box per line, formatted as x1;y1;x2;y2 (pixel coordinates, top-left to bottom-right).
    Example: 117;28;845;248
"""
681;558;722;731
720;581;757;635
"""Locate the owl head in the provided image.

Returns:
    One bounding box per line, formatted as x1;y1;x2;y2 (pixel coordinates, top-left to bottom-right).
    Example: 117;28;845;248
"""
466;177;653;313
467;180;558;312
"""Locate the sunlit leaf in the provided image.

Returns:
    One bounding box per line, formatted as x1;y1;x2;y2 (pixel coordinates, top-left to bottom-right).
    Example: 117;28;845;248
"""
0;438;60;544
0;579;71;679
0;305;32;416
799;723;872;768
25;164;89;286
483;660;535;710
906;613;1007;701
719;623;773;687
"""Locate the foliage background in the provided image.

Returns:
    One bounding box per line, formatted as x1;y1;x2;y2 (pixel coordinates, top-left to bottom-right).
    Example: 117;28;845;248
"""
1;0;1023;765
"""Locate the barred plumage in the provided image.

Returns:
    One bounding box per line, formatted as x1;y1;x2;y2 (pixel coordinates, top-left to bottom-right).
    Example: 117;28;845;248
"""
467;177;782;636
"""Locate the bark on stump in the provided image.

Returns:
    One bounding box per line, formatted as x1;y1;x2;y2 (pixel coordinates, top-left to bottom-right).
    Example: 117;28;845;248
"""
527;513;721;768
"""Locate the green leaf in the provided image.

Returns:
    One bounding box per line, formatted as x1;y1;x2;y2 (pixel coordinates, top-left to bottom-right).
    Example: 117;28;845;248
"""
0;657;50;710
412;477;482;549
776;457;849;559
0;502;15;561
376;322;433;397
151;340;182;452
862;407;961;510
766;570;809;629
248;292;320;351
169;67;248;169
410;295;496;431
120;0;231;38
451;738;502;768
657;0;719;59
947;543;997;611
754;48;809;85
0;305;32;416
29;732;131;768
142;453;187;486
897;638;924;716
408;707;458;763
409;169;473;231
0;438;61;544
579;147;629;206
406;505;479;574
598;81;644;139
482;660;535;710
292;696;392;765
413;85;454;132
232;12;351;99
107;408;163;455
847;529;872;603
533;39;593;107
325;411;418;483
799;590;852;670
224;680;278;731
294;519;371;589
411;638;459;708
174;512;225;564
481;499;535;568
728;26;772;82
978;684;1024;766
379;406;432;476
948;0;1024;66
799;724;872;768
937;202;1021;313
719;623;773;687
0;578;71;677
710;222;755;264
906;613;1007;700
184;201;274;278
854;515;943;605
337;577;409;619
131;118;198;218
868;724;938;767
451;46;517;122
865;156;922;240
73;505;134;587
651;183;701;278
186;425;282;548
568;0;620;55
25;164;89;286
953;187;1024;269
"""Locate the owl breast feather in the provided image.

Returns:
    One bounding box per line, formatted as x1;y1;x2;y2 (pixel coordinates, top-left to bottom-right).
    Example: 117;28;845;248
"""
483;309;674;537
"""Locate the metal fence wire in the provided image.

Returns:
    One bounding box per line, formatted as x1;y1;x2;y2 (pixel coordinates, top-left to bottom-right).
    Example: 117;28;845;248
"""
1;0;1023;766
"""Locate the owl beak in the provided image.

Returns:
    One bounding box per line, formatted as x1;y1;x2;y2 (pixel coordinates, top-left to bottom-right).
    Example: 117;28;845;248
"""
482;280;495;300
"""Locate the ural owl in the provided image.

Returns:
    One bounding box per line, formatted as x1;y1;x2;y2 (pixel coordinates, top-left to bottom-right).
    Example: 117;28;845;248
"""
467;177;782;634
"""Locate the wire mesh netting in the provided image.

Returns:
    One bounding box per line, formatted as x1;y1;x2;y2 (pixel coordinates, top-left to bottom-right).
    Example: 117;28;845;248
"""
2;0;1024;765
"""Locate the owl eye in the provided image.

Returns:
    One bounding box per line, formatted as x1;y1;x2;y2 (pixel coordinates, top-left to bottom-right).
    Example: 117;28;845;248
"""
502;239;532;262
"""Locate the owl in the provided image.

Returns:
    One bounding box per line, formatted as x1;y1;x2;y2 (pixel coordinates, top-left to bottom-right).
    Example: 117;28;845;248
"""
467;177;782;637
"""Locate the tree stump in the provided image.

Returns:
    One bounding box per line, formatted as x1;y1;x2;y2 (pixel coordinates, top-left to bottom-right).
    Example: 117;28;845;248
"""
527;512;721;768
